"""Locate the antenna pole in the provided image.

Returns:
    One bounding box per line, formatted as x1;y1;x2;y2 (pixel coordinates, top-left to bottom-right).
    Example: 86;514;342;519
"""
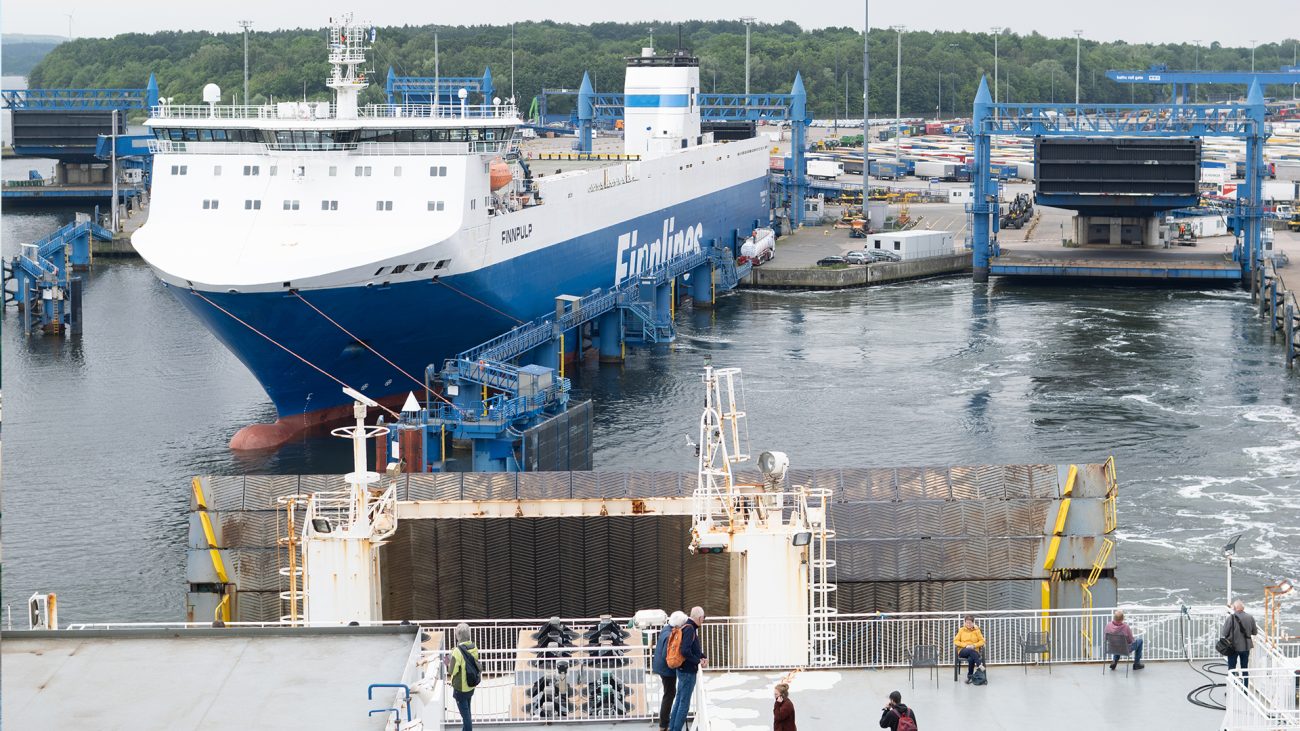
238;20;253;106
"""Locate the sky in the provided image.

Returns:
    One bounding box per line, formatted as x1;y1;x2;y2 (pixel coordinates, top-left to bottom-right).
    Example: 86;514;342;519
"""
2;0;1298;48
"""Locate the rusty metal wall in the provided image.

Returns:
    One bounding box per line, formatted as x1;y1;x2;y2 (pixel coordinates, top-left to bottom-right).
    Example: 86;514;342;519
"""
193;463;1106;621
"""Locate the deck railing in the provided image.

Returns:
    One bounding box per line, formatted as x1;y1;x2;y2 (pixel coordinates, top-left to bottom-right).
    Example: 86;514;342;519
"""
147;139;511;156
149;102;519;121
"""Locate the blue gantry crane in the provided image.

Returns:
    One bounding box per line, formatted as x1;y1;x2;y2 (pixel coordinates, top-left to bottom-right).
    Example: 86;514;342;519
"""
3;216;114;335
967;77;1268;282
1107;65;1300;104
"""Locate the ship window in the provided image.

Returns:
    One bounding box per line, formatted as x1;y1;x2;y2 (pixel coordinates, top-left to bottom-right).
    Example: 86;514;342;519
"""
168;128;184;141
470;198;476;210
414;262;430;272
392;264;407;274
374;267;386;276
321;200;338;211
202;199;220;209
448;128;466;142
213;165;222;176
355;166;372;177
434;259;450;270
431;129;449;142
269;166;278;176
395;130;414;143
393;166;402;177
198;129;213;141
376;200;393;211
183;128;199;141
429;166;448;177
212;129;228;141
412;129;431;142
275;130;292;145
283;200;300;210
427;201;445;211
245;199;262;210
329;166;337;177
243;165;259;176
465;128;482;141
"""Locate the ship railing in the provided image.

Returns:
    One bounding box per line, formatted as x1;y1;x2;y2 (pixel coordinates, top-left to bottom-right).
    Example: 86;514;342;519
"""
417;641;662;725
359;102;519;120
1223;667;1300;731
150;102;519;121
147;139;510;156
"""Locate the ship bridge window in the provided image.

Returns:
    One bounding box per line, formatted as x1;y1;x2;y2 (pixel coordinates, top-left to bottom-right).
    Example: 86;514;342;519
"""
448;128;466;142
412;129;431;142
211;129;228;141
183;128;199;142
199;129;214;141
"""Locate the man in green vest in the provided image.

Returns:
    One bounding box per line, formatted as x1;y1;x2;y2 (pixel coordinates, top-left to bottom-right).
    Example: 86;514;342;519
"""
448;622;480;730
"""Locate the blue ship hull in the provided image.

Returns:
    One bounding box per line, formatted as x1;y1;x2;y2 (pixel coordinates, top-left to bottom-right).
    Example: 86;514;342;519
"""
173;177;768;421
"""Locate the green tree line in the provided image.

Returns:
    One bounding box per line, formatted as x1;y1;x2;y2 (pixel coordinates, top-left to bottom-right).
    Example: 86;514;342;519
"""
26;21;1300;118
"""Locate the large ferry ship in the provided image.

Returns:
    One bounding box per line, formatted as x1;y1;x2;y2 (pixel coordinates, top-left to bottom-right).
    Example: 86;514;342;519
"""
133;16;770;448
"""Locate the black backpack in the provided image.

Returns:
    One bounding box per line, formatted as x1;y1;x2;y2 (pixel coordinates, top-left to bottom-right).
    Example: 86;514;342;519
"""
971;665;988;686
458;643;482;688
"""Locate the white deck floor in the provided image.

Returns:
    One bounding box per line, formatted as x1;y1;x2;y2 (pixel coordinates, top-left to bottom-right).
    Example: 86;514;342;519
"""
2;627;419;730
697;661;1226;730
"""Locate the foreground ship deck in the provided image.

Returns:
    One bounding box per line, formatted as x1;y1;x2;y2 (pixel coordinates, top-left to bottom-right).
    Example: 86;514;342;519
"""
0;625;1257;731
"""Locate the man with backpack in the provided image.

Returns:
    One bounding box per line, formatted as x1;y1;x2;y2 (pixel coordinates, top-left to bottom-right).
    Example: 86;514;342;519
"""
878;690;917;731
448;622;481;730
653;611;688;731
1221;600;1259;688
667;606;708;731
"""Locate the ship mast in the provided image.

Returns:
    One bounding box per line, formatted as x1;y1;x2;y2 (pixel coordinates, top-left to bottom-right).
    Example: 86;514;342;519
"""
327;14;373;120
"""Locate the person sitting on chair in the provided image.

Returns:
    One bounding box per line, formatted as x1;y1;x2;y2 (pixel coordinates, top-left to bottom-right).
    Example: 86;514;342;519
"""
1105;609;1145;670
953;614;986;684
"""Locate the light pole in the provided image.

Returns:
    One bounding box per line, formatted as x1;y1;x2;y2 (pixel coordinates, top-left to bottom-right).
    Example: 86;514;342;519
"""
238;20;253;106
1051;65;1056;103
990;27;1003;105
1250;40;1257;72
1074;30;1083;106
741;17;755;98
862;1;869;211
948;43;959;118
1223;534;1244;607
892;25;904;162
1193;39;1201;103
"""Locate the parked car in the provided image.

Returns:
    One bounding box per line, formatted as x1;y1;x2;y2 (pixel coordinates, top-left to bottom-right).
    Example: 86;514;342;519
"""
816;255;847;266
845;251;871;265
867;250;901;262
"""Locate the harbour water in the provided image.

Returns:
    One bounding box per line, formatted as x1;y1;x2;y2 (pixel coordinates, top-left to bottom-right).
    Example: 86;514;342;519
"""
3;206;1298;623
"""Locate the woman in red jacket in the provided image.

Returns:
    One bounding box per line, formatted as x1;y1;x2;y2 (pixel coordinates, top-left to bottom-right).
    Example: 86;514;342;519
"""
773;683;796;731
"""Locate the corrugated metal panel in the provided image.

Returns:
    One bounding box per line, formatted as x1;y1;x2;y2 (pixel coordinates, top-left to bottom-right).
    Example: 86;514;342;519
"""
203;476;244;512
923;468;951;499
975;465;1003;499
244;475;299;509
215;511;279;549
507;519;536;617
628;471;683;498
533;519;562;616
606;517;636;614
518;471;570;499
839;468;873;501
232;548;282;592
1029;464;1056;499
896;468;926;500
949;466;979;500
234;590;282;623
867;468;898;500
1003;464;1033;498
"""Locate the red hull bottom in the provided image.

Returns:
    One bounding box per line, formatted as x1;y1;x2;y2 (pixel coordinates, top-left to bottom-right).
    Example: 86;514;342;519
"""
230;393;410;451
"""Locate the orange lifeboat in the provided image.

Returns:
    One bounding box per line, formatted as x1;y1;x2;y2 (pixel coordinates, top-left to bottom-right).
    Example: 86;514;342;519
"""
489;158;512;191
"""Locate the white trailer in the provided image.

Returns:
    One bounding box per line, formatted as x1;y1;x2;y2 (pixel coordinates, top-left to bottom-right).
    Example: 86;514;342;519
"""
806;159;843;180
914;160;956;179
1262;180;1298;202
868;229;956;260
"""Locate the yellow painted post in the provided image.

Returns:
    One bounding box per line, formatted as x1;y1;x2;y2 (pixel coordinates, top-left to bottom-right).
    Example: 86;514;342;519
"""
559;332;565;380
1040;580;1051;634
1062;464;1078;496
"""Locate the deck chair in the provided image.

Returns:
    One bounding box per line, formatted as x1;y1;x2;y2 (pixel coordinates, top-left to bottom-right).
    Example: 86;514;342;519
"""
1103;632;1133;677
1019;631;1051;674
907;644;939;689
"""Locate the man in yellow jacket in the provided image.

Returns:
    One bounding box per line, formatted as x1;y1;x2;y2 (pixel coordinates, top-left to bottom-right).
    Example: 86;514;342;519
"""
953;614;986;684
